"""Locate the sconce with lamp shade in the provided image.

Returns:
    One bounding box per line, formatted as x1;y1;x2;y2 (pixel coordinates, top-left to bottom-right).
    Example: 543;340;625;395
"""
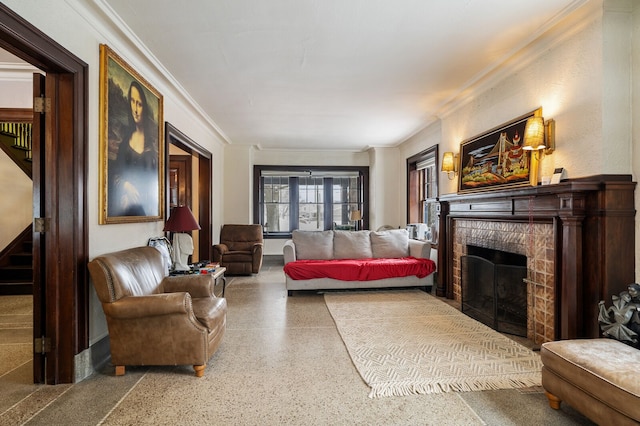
523;110;556;185
523;115;555;156
163;205;201;271
441;151;459;180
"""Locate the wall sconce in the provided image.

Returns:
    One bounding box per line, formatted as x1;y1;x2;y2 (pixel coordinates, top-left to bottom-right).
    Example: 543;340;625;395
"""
522;115;555;157
441;151;458;180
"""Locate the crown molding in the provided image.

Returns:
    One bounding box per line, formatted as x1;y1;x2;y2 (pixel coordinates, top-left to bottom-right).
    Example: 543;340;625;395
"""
70;0;231;145
435;0;595;120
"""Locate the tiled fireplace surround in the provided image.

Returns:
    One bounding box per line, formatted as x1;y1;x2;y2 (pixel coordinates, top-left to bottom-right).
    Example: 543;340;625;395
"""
451;220;555;345
437;175;636;343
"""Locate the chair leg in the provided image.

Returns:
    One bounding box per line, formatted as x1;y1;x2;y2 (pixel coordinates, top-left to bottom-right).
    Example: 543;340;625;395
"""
545;391;562;409
193;364;205;377
115;365;125;376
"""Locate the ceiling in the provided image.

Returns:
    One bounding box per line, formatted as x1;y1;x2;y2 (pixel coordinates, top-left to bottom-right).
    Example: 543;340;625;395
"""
34;1;592;151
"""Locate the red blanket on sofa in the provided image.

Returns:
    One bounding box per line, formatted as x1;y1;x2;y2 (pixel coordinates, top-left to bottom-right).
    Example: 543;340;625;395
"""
283;257;436;281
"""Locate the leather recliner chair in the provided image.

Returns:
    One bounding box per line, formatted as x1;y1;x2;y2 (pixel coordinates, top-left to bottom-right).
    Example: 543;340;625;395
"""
87;246;226;377
213;224;263;275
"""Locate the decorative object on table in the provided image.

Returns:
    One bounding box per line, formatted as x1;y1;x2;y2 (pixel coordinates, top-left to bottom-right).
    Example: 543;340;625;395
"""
324;289;542;397
550;167;566;184
458;108;555;193
98;44;164;224
598;283;640;348
164;205;200;271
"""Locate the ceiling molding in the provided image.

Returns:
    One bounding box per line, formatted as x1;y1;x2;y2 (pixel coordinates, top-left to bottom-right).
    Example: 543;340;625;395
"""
436;0;594;120
70;0;231;145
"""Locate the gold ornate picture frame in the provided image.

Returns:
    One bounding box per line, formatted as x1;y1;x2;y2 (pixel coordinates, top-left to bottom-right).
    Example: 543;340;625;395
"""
98;44;164;224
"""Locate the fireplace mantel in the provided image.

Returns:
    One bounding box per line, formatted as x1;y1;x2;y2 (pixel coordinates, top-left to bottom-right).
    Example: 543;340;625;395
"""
437;174;636;340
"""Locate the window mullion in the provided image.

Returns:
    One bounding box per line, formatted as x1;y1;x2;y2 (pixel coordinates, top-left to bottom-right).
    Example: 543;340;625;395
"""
290;177;299;232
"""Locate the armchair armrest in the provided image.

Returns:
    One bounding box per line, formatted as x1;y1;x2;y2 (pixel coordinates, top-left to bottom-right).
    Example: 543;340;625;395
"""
103;292;191;319
162;274;216;298
252;242;263;255
283;240;296;264
212;243;229;262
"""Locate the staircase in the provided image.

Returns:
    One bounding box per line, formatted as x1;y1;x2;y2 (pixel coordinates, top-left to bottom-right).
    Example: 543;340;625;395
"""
0;116;33;295
0;227;33;295
0;122;32;178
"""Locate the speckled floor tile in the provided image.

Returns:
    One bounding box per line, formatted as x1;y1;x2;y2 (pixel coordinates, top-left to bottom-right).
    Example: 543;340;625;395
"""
0;264;594;425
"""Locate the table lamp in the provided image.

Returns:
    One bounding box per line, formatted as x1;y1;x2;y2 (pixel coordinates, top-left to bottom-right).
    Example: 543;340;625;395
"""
349;210;362;231
163;205;201;271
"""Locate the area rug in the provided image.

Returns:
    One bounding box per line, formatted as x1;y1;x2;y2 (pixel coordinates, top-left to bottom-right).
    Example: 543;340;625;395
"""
324;289;542;398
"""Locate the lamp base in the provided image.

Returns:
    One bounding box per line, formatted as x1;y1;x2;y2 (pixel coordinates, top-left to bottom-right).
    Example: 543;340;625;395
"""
172;233;194;272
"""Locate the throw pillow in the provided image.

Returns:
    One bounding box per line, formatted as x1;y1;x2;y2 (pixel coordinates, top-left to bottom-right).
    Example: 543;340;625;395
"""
292;230;334;260
370;229;409;258
334;230;372;259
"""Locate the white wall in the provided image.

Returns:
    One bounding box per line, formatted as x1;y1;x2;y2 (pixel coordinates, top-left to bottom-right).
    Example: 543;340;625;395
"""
3;0;227;344
400;0;608;190
398;0;640;279
368;146;403;231
0;69;32;248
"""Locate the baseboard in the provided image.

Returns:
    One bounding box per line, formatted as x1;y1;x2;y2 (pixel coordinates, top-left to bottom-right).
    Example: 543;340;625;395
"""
263;254;284;266
74;335;111;382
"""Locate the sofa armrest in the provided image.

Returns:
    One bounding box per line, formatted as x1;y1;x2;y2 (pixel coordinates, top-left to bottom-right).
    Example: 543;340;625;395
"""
252;242;263;255
162;274;215;298
283;240;296;264
103;293;191;319
409;239;431;258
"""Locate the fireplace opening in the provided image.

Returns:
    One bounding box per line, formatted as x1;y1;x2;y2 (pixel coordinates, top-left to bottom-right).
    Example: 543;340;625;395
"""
461;246;527;337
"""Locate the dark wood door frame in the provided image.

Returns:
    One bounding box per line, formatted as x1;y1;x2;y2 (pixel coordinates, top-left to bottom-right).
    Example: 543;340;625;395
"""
169;155;193;210
0;4;88;384
165;123;213;260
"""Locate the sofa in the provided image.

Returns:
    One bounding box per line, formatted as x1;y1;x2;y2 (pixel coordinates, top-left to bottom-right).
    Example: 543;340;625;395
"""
213;224;263;275
283;229;436;296
87;246;227;377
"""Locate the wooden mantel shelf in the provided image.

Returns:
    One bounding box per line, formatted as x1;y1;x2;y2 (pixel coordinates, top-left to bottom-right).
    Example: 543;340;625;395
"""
437;174;636;340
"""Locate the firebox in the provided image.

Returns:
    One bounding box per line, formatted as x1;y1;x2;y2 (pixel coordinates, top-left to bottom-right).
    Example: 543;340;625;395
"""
461;246;527;337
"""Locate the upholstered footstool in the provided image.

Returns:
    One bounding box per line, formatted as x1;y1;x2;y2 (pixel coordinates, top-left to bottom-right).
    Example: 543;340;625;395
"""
541;339;640;425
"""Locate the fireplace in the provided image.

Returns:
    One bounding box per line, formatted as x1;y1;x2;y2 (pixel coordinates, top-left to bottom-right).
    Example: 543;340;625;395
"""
436;175;636;343
461;246;527;337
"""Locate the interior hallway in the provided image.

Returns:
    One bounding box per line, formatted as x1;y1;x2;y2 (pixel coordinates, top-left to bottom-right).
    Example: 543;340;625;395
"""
0;258;593;425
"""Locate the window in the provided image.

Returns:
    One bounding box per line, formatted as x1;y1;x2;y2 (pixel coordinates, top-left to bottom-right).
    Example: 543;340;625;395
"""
407;146;439;232
254;166;369;237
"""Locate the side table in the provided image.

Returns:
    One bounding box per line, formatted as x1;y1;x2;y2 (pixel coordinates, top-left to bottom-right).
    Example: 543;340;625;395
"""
210;267;227;297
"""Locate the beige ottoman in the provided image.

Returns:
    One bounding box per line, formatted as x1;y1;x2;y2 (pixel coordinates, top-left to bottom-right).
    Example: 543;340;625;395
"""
541;339;640;425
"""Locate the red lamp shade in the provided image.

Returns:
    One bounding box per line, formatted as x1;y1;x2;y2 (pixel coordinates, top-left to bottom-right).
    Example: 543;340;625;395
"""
163;206;201;232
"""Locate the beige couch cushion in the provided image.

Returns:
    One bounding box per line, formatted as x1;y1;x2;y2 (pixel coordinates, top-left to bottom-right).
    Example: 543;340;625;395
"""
292;230;334;260
334;230;372;259
370;229;409;258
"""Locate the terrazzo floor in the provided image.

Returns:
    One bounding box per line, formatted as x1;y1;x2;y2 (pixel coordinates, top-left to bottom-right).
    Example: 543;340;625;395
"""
0;258;595;425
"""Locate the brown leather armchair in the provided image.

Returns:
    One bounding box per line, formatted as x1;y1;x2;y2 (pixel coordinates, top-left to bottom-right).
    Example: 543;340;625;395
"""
87;246;226;377
213;224;263;275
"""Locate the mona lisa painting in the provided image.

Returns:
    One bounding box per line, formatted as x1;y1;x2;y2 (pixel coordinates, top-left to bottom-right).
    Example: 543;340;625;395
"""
98;44;164;224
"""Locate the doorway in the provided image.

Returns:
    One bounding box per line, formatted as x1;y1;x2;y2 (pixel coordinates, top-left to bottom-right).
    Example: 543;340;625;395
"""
0;5;88;384
165;123;212;261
